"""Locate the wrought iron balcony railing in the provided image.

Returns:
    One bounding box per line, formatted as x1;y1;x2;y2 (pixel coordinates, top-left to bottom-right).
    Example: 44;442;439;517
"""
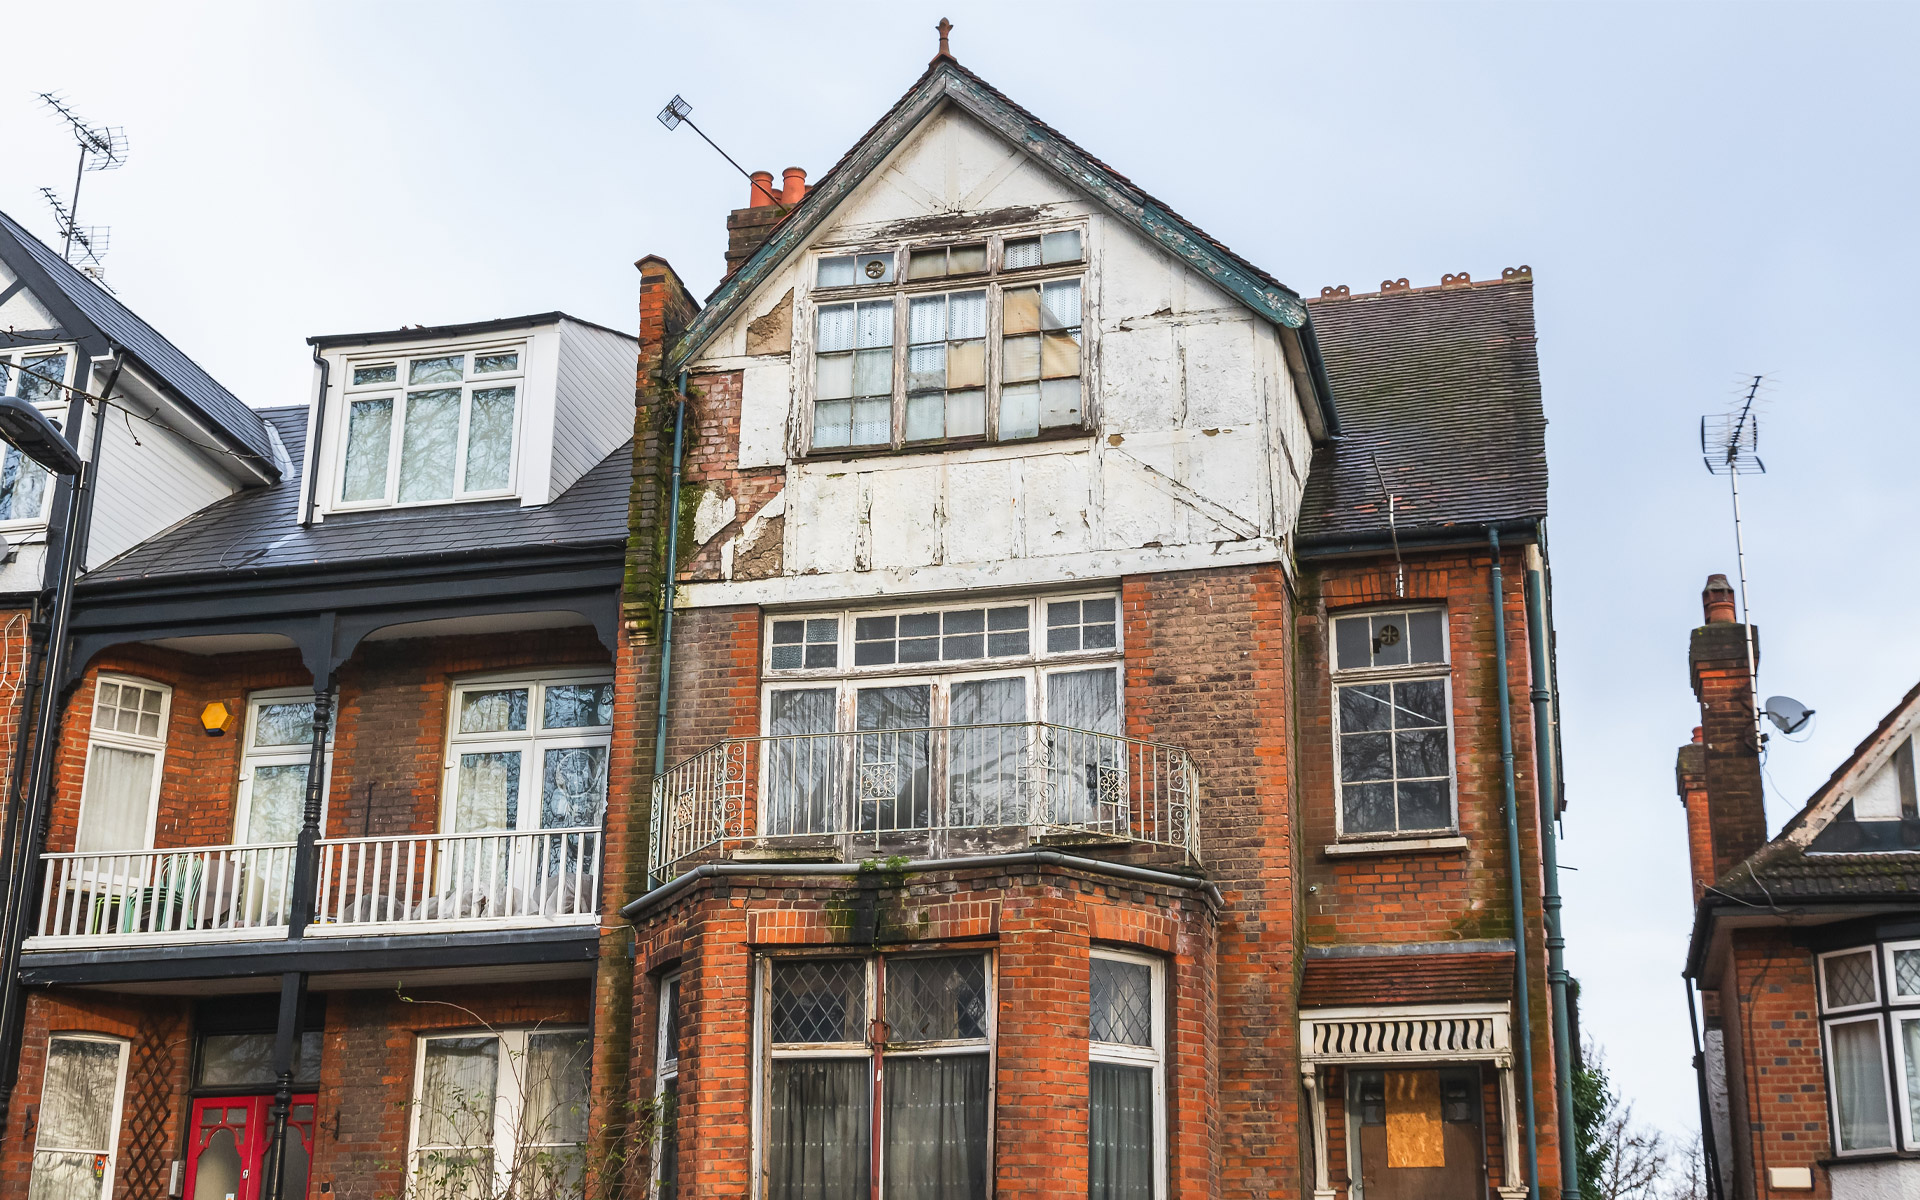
650;721;1200;878
27;827;602;948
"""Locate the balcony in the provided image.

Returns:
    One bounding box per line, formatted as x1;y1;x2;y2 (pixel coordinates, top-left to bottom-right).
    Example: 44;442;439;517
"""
28;826;602;949
650;722;1200;878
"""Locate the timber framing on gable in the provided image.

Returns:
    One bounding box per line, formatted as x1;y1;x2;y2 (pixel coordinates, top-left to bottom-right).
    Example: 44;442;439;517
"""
666;58;1339;435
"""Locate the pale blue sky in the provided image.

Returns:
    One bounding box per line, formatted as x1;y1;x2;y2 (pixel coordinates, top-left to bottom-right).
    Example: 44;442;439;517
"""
5;0;1917;1143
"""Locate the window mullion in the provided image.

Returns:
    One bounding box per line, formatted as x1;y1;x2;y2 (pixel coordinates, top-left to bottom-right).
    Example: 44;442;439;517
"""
891;287;908;449
985;283;1002;441
452;382;476;499
386;387;408;504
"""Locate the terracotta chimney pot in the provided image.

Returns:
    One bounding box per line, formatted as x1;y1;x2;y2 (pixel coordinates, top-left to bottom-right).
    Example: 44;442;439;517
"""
781;167;808;206
749;170;777;208
1702;574;1737;624
1692;725;1704;745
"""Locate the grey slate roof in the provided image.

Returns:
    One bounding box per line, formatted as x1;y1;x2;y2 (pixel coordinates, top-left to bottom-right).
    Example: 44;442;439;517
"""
84;405;632;585
1299;278;1547;544
0;209;275;466
1710;841;1920;903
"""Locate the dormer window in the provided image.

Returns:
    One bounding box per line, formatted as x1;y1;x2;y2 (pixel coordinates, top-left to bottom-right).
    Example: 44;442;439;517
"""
806;227;1086;453
0;349;72;526
337;345;524;508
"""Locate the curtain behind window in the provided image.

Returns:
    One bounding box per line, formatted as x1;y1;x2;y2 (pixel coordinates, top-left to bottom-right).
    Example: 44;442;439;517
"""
768;1059;871;1200
1089;1061;1153;1200
948;679;1027;826
1831;1019;1893;1150
75;745;157;854
769;690;839;835
1046;669;1120;827
883;1054;988;1200
857;686;931;832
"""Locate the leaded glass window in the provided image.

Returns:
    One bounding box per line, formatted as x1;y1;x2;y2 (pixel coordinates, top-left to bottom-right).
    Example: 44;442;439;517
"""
1089;951;1163;1200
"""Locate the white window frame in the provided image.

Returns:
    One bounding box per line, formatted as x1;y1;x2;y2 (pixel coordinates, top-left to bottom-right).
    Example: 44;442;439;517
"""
233;688;335;845
755;950;996;1199
407;1026;590;1197
1820;945;1883;1014
1088;948;1166;1200
439;671;616;835
800;223;1092;455
653;972;681;1200
763;593;1122;680
30;1033;130;1200
1893;1010;1920;1148
1883;939;1920;1006
75;674;172;854
1328;606;1458;840
334;340;528;511
1821;1011;1897;1154
0;343;76;530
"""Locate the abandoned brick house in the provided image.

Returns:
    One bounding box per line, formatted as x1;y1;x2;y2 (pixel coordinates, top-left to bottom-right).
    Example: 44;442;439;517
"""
0;35;1576;1200
1680;575;1920;1199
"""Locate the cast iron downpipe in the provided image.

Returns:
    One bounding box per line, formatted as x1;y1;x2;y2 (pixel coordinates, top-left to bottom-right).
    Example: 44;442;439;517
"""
1685;977;1726;1200
302;347;330;526
1490;527;1539;1197
648;371;690;886
1524;540;1579;1200
0;351;121;1133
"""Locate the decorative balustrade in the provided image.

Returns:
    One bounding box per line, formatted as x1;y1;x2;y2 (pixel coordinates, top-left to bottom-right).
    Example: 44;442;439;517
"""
311;826;601;935
33;843;299;945
650;721;1200;878
28;827;602;947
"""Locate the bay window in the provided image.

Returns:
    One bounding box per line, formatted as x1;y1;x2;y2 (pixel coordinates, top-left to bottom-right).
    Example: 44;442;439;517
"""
1818;946;1896;1153
1329;608;1456;839
654;973;681;1200
760;595;1122;836
1089;950;1164;1200
337;345;523;508
808;228;1086;452
410;1027;589;1199
0;349;71;525
29;1035;128;1200
761;952;992;1199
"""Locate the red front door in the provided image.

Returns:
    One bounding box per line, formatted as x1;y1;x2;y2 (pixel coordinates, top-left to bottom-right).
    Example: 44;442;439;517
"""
185;1095;315;1200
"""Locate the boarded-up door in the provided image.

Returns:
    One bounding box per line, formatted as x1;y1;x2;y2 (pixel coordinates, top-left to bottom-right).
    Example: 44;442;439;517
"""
1352;1067;1486;1200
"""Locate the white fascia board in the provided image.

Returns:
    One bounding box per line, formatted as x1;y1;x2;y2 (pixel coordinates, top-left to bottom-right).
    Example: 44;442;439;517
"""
108;360;274;486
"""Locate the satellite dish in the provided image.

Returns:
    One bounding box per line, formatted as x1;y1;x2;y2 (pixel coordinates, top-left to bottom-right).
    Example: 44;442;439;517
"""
1764;695;1815;735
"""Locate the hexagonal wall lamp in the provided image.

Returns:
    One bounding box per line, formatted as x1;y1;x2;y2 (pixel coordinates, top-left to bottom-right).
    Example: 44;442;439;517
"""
199;702;234;738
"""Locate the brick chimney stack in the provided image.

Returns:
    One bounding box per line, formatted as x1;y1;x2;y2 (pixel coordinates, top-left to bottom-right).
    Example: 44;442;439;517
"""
724;167;808;277
1678;573;1767;897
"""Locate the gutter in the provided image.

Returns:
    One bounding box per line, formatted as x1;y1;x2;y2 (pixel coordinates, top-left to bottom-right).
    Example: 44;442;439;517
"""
1525;533;1579;1200
1489;527;1540;1196
1295;518;1540;561
623;850;1223;920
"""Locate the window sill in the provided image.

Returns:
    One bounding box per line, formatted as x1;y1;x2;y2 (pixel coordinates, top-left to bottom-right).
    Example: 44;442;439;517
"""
800;426;1092;465
1323;836;1468;858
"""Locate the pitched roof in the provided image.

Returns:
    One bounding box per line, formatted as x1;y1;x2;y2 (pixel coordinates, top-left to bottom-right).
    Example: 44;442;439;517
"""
82;405;631;585
0;209;276;467
1298;276;1548;545
673;56;1337;433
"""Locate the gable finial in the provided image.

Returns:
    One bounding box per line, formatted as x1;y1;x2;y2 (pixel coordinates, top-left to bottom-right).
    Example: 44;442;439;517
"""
934;17;954;62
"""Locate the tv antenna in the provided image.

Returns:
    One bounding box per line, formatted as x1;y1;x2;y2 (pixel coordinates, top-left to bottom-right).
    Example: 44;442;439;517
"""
36;93;128;283
655;95;787;212
1701;375;1768;750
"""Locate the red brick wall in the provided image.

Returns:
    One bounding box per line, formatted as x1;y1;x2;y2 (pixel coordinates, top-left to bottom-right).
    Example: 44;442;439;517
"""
1713;932;1832;1199
628;862;1218;1199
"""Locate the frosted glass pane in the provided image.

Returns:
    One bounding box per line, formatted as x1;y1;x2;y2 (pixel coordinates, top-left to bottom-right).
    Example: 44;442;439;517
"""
909;296;946;344
1041;280;1082;329
341;398;392;502
1000;383;1039;440
905;394;943;442
817;257;856;288
397;390;459;502
813;401;852;449
816;304;856;353
850;398;891;446
816;354;854;401
948;291;986;340
464;386;516;492
852;349;892;398
1041;229;1083;264
0;447;50;522
1002;335;1040;383
949;243;986;274
947;390;986;438
408;356;464;385
907;249;947;280
856;301;894;348
907;346;945;394
76;746;155;853
1041;378;1082;428
948;341;984;389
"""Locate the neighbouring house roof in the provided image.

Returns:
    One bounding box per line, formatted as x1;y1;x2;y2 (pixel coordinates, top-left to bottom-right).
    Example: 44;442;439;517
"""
0;208;277;469
82;405;632;586
1299;275;1548;546
306;311;635;349
672;54;1339;435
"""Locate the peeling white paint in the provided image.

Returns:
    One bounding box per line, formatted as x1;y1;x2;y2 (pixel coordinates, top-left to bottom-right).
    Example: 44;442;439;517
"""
692;489;736;546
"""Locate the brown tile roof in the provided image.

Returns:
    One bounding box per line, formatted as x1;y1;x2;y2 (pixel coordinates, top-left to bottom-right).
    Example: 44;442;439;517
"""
1300;275;1548;545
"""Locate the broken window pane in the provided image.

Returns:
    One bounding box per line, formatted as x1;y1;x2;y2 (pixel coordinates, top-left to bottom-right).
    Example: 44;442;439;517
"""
1040;331;1081;379
907;346;946;395
1003;287;1041;334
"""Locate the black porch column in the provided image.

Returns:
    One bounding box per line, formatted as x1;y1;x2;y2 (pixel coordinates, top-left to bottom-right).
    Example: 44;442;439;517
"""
263;685;331;1200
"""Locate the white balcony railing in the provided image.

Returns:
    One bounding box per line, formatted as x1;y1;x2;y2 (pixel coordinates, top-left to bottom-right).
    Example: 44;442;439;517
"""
311;827;601;936
27;827;602;948
650;721;1200;878
33;843;299;946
